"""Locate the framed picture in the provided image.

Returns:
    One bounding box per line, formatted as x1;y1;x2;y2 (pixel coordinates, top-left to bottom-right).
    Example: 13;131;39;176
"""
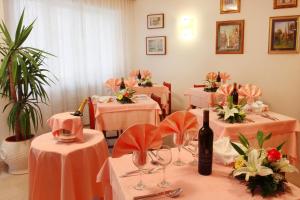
216;20;245;54
274;0;297;9
269;16;299;54
220;0;241;14
146;36;167;55
147;14;164;29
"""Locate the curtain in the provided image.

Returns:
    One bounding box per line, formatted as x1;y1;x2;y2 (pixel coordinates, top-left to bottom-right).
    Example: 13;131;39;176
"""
3;0;134;132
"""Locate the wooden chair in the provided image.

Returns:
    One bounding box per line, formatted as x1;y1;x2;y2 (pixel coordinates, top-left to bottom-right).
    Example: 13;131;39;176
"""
163;81;171;115
193;84;205;88
151;93;165;120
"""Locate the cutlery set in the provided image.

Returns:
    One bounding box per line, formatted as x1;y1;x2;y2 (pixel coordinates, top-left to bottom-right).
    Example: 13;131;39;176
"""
133;188;183;199
257;113;279;121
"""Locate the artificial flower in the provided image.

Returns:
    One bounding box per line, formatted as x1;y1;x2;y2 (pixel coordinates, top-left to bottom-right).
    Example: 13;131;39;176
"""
233;149;273;181
271;158;299;173
234;155;246;169
223;106;239;120
267;148;282;162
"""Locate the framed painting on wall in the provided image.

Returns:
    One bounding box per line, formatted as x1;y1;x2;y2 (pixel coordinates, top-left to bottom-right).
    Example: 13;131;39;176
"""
274;0;297;9
146;36;167;55
220;0;241;14
269;16;299;54
147;14;164;29
216;20;244;54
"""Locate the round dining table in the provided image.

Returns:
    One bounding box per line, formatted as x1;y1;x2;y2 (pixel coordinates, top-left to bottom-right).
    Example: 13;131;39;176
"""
29;129;109;200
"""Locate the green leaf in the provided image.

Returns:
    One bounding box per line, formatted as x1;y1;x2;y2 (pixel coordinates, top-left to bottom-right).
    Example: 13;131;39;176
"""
276;141;286;151
15;9;25;42
264;133;272;141
257;130;264;148
230;141;245;155
238;133;249;148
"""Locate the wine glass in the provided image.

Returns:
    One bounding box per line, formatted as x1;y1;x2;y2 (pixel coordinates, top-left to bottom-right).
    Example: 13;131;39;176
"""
156;145;172;188
173;133;186;166
132;151;148;190
188;135;199;166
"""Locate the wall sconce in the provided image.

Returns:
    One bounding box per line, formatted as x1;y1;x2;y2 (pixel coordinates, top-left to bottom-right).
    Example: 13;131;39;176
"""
180;16;194;40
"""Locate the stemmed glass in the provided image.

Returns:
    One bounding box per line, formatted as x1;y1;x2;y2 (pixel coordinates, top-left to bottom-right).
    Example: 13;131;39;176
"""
156;145;172;188
187;134;199;166
132;151;148;190
173;133;186;166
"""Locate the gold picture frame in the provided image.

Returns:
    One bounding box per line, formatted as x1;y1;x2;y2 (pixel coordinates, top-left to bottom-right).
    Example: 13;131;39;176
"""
216;20;245;54
147;14;164;29
220;0;241;14
268;16;299;54
274;0;297;9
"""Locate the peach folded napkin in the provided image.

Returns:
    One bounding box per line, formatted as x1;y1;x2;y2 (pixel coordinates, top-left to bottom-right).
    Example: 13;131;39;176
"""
155;111;199;144
47;112;84;141
129;69;139;78
206;72;217;81
239;84;262;104
112;124;162;165
141;70;152;79
105;78;121;93
220;72;231;83
125;77;137;88
216;84;234;104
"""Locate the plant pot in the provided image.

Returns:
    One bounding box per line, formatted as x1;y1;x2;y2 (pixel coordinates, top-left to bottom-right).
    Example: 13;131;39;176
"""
0;135;34;174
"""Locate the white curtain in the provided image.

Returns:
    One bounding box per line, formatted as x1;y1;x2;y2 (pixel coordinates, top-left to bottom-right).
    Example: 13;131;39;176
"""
3;0;134;132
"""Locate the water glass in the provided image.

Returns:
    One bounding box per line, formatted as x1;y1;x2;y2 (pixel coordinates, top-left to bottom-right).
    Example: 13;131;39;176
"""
156;145;172;188
173;133;186;166
132;151;148;190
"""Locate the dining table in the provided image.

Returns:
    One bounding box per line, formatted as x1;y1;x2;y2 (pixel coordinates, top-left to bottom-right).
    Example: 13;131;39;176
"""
98;148;300;200
184;87;217;108
132;84;170;114
29;129;109;200
190;108;299;162
94;95;161;132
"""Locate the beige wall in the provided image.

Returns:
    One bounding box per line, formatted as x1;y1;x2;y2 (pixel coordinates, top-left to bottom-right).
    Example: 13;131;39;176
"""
133;0;300;120
133;0;300;185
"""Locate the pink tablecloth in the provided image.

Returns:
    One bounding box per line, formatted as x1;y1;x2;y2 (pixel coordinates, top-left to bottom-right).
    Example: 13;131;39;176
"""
95;96;161;131
99;148;300;200
29;129;109;200
184;88;217;108
190;109;299;161
132;85;170;114
47;112;83;141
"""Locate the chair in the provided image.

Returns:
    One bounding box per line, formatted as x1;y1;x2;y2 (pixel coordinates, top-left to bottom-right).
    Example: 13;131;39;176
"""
87;97;95;129
193;84;205;88
151;93;165;120
163;81;171;115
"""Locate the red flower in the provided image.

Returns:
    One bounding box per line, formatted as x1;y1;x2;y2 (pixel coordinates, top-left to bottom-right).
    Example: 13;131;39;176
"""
267;148;281;162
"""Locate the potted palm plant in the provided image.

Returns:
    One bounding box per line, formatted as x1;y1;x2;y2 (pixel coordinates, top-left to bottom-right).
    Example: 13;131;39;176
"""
0;11;53;174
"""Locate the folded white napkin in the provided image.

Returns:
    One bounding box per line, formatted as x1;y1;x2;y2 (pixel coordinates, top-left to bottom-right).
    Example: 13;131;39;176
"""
213;137;239;165
243;100;268;113
92;95;113;103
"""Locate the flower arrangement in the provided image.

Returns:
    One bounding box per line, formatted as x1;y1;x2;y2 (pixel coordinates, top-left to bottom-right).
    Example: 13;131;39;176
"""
116;88;136;104
216;96;246;123
139;78;153;87
204;72;218;92
231;131;298;197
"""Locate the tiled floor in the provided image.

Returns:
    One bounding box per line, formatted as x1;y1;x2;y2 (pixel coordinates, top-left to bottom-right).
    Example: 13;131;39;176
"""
0;164;28;200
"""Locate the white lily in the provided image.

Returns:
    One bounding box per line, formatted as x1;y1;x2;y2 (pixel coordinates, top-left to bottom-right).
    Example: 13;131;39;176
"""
271;158;299;173
233;149;273;181
224;106;239;120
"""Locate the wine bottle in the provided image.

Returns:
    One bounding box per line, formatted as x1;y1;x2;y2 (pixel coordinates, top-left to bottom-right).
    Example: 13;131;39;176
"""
198;109;214;176
216;71;221;87
120;77;126;90
73;98;88;116
137;70;142;86
231;82;239;105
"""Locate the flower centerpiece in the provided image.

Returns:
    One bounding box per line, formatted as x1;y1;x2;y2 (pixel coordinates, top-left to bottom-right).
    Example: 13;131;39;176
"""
116;88;136;104
204;72;218;92
139;70;153;87
216;96;247;123
231;131;298;197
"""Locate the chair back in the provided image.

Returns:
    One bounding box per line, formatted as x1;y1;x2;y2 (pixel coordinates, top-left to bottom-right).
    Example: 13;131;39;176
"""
88;97;95;129
193;84;205;88
151;93;165;119
163;81;171;115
